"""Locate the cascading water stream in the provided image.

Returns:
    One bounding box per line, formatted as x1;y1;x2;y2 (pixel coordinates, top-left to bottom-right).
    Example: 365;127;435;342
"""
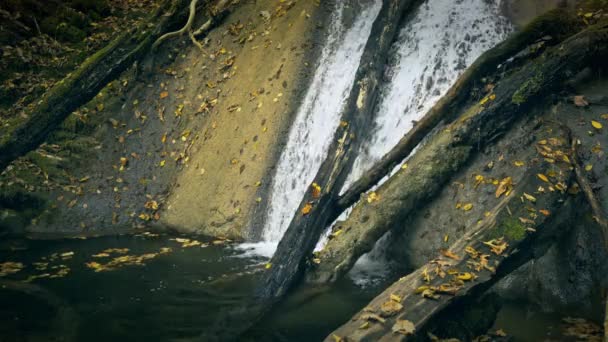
237;1;382;257
331;0;513;285
243;0;512;264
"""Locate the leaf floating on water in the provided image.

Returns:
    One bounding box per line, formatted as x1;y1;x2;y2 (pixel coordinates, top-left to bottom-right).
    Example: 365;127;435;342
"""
92;253;110;258
0;262;24;277
392;319;415;336
301;202;313;215
170;238;201;248
591;120;603;129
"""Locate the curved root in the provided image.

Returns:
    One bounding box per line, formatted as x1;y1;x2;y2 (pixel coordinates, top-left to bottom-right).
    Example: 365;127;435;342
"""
152;0;199;50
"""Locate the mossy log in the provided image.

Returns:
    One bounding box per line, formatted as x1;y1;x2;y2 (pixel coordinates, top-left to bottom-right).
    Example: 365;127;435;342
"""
335;8;583;215
326;150;574;341
306;21;608;284
0;0;191;172
256;0;420;301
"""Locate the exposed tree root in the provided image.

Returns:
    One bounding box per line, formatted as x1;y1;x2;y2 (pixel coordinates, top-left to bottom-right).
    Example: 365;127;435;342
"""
152;0;198;50
152;0;234;51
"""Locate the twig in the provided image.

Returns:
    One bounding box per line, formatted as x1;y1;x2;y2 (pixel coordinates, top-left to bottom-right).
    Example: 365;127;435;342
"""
568;129;608;250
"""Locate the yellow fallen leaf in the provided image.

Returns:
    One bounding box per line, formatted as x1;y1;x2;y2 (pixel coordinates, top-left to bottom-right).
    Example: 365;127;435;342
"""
462;203;473;211
380;300;403;316
441;249;461;260
160;91;169;99
483;238;509;255
390;293;402;303
539;209;550;216
537;174;549;183
301;203;313;215
392;319;415;336
367;192;379;203
591;120;603;129
311;183;322;199
523;192;536;203
265;263;272;269
457;272;474;281
495;177;513;198
585;164;593;171
514;161;525;167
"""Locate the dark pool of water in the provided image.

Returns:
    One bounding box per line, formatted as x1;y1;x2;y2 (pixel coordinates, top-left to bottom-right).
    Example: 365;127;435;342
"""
0;233;598;341
0;233;381;341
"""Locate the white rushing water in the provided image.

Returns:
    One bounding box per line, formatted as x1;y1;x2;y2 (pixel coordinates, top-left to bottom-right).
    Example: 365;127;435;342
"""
261;1;382;243
343;0;513;286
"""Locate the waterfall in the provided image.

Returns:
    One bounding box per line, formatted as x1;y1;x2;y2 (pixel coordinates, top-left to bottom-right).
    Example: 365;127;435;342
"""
344;0;513;285
242;0;513;261
260;1;382;243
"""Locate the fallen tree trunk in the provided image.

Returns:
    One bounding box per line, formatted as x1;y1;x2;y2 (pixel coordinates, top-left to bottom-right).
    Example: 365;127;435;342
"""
334;8;583;215
306;20;608;284
327;142;574;340
0;0;192;172
256;0;420;301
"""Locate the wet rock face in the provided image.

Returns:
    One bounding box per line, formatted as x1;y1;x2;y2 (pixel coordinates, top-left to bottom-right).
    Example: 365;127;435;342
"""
493;75;608;319
495;214;608;319
500;0;577;29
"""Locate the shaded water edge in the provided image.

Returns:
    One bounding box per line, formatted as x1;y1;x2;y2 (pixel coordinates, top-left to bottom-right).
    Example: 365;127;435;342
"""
1;232;602;341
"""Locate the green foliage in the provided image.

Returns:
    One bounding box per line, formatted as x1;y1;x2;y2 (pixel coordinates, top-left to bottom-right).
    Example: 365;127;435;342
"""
512;72;543;105
492;217;527;242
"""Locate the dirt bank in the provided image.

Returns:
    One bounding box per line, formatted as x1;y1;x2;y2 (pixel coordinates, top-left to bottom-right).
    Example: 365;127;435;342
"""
0;0;329;240
161;0;328;239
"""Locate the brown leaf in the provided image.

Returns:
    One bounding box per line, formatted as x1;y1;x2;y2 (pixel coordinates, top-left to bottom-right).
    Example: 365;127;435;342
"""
573;95;589;107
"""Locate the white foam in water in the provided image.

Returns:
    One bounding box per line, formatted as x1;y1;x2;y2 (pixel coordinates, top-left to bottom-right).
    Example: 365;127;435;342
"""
261;1;382;243
232;241;278;259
